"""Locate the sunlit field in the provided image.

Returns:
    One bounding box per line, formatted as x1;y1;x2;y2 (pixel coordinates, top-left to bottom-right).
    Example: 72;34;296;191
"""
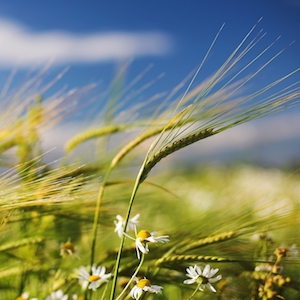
0;23;300;300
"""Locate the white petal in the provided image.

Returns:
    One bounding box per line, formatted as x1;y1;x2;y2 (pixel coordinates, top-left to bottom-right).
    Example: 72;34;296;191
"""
21;292;29;299
136;239;148;259
114;222;124;238
98;266;106;277
133;277;139;283
91;265;98;274
147;235;169;243
136;239;149;254
208;267;219;278
130;286;143;299
157;236;169;243
116;215;123;221
183;279;196;285
186;265;199;278
206;282;217;293
76;266;90;281
195;265;202;276
150;285;163;293
202;264;211;277
209;275;222;283
146;236;157;243
144;285;163;294
103;272;112;281
56;290;63;297
130;214;140;222
89;281;100;291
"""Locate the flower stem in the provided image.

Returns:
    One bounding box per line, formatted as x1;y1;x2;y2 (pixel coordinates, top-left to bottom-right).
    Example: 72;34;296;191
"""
90;168;112;267
115;253;145;300
100;280;109;300
186;279;203;300
109;157;148;300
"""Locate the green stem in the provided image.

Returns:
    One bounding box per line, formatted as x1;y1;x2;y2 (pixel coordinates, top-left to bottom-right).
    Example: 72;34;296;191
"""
90;114;197;268
90;125;159;276
100;280;110;300
84;289;92;300
186;279;203;300
89;127;156;267
115;253;145;300
109;158;147;300
90;167;113;267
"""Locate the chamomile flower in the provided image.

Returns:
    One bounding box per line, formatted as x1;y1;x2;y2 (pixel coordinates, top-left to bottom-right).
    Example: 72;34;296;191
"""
76;265;112;291
114;214;140;238
135;229;169;259
129;277;163;299
17;292;38;300
60;239;78;257
45;290;68;300
183;264;222;293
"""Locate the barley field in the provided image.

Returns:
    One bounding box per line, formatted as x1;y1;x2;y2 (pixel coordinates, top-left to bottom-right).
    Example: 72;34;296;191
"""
0;24;300;300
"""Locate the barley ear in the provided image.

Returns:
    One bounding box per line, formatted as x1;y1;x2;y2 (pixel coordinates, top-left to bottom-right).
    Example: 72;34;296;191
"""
140;128;214;182
65;124;128;152
179;231;237;252
155;254;231;267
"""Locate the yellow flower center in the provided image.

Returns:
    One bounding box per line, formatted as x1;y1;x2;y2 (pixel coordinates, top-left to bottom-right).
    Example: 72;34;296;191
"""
17;298;26;300
89;275;100;282
63;241;75;252
137;278;151;288
137;230;151;241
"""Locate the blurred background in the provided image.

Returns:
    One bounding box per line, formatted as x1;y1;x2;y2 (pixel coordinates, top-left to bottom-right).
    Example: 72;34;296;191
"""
0;0;299;168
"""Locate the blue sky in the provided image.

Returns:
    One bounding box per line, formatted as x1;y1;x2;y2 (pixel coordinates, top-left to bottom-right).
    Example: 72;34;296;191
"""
0;0;299;166
0;0;299;85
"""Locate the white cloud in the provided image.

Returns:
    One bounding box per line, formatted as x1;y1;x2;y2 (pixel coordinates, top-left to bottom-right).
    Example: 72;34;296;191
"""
0;19;173;68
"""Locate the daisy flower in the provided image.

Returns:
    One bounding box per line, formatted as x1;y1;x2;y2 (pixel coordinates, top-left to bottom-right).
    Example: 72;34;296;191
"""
130;277;163;299
60;239;78;257
183;264;222;293
114;214;140;238
135;229;169;259
76;265;112;291
45;290;68;300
